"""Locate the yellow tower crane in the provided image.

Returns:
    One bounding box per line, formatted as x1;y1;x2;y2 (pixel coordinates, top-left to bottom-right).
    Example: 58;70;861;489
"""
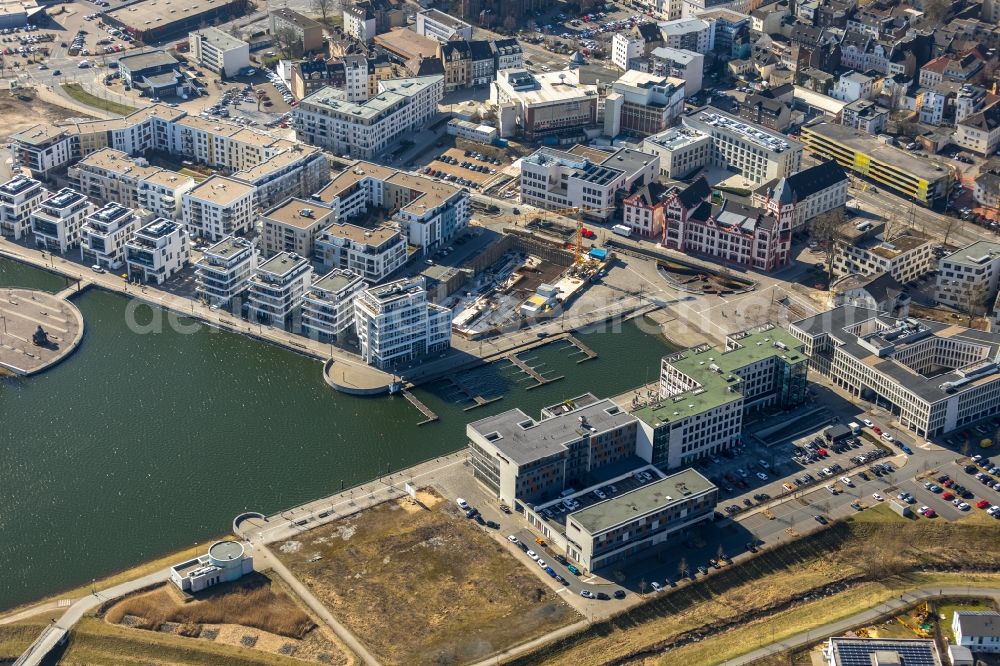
519;205;619;264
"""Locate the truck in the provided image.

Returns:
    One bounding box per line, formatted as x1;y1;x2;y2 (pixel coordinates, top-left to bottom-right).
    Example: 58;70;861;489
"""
611;224;631;237
848;422;861;435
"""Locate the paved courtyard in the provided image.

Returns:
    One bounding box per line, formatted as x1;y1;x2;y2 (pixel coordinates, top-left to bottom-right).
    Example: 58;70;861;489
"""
0;287;84;375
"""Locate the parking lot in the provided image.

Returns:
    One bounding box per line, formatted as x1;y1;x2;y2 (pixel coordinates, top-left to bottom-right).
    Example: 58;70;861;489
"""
420;148;508;190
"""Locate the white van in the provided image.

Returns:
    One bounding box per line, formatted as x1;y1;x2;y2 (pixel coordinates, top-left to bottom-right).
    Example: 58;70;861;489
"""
612;224;631;237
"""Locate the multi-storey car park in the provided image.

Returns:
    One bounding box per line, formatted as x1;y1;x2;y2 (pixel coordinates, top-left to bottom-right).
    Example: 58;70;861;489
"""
799;121;952;207
790;306;1000;438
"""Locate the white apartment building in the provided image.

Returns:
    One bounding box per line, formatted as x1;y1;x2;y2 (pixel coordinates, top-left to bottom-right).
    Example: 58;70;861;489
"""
935;241;1000;312
415;9;472;42
69;148;196;220
831;71;878;103
181;176;255;243
124;218;191;285
354;277;451;370
658;17;714;54
641;126;713;178
261;198;334;258
189;27;250;77
300;269;368;341
313;161;469;252
955;104;1000;157
343;3;376;42
491;69;599;140
246;251;313;328
0;175;47;240
9;124;74;177
30;188;94;254
833;227;935;284
604;71;686;138
315;223;407;283
791;306;1000;437
194;236;257;307
682;107;803;184
650;46;704;94
612;34;644;71
520;146;659;221
752;160;849;231
294;76;444;159
80;202;146;270
232;144;329;210
952;611;1000;654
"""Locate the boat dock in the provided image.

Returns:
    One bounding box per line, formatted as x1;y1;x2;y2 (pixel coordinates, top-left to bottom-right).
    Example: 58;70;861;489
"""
401;390;439;425
447;375;504;411
565;334;598;363
507;353;563;390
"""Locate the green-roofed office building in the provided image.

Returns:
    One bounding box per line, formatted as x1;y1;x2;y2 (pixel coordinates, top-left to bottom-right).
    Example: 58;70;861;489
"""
627;324;809;469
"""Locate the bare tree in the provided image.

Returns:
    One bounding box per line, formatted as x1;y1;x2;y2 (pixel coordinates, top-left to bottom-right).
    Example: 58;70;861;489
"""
312;0;335;25
677;557;689;579
639;578;648;595
273;25;301;58
960;280;992;326
940;215;960;248
810;208;851;280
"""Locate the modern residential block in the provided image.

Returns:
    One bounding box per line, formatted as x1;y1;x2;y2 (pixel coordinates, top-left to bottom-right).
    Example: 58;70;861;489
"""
935;241;1000;313
261;198;334;258
80;202;146;270
354;277;451;370
181;176;255;243
519;146;659;220
246;251;313;327
0;175;47;240
124;218;190;284
832;226;935;284
194;236;257;307
314;222;407;283
603;71;686;138
415;9;472;42
30;188;94;254
300;269;368;341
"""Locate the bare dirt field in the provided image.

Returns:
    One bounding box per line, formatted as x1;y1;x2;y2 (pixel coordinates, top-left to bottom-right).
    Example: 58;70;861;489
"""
275;489;579;666
0;92;94;138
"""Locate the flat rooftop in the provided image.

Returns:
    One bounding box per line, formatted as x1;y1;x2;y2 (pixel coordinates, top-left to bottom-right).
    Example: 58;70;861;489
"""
570;469;716;535
469;395;637;467
300;75;442;121
12;124;68;146
191;26;247;51
321;221;399;245
264;198;332;229
496;69;598;106
77;148;159;178
257;252;309;277
308;270;364;297
803;122;950;181
386;171;460;215
860;230;932;259
107;0;244;31
419;8;469;28
118;50;179;72
234;145;320;182
685;106;798;154
315;161;397;203
188;176;254;205
202;236;252;260
645;126;711;151
940;240;1000;268
631;326;807;426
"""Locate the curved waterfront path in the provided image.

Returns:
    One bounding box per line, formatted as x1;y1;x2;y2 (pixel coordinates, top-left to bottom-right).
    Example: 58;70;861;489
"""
0;288;84;376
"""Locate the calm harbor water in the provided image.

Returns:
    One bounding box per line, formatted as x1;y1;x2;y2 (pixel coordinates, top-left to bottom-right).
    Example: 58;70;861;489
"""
0;257;677;610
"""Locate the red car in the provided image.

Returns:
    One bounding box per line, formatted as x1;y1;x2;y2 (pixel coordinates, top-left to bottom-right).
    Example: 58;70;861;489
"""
942;492;955;500
924;508;937;518
873;426;882;435
817;448;828;457
977;499;991;509
943;479;955;488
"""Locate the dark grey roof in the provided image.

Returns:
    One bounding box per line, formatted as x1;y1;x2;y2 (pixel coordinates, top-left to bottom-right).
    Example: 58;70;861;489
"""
954;611;1000;637
468;39;493;61
637;23;662;43
961;103;1000;132
775;160;847;202
858;271;905;303
677;177;711;208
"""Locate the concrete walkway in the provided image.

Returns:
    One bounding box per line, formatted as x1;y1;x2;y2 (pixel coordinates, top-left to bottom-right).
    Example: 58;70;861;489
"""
252;544;381;666
724;586;1000;666
14;568;171;666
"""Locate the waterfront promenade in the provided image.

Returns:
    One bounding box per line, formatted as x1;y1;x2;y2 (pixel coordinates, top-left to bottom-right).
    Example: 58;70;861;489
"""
2;238;660;395
0;288;84;376
0;239;395;392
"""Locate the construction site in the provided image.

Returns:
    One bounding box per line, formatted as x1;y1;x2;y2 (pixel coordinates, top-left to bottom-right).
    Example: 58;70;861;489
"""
452;210;613;338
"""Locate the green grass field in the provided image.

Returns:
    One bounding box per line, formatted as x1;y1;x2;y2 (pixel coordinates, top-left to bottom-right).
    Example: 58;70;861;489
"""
61;83;136;116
